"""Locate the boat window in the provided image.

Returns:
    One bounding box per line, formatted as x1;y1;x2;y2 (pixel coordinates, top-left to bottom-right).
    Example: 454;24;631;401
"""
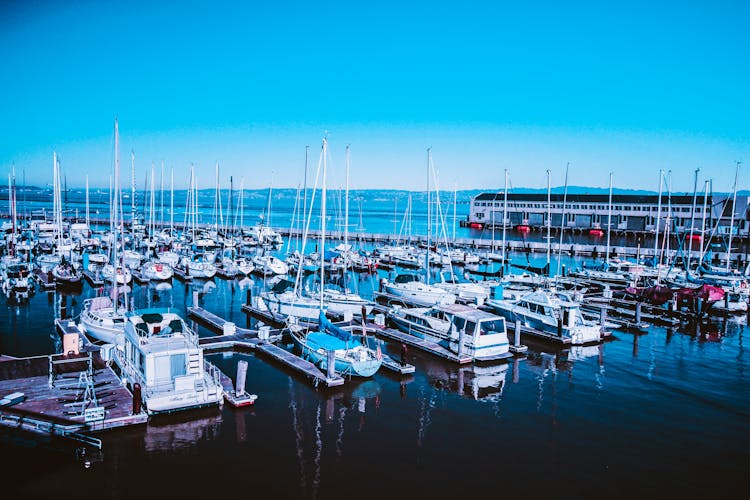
395;274;417;284
479;318;505;335
452;317;467;332
171;353;187;378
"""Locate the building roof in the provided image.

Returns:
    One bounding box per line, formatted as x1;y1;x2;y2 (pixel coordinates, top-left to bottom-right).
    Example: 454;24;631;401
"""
473;192;706;205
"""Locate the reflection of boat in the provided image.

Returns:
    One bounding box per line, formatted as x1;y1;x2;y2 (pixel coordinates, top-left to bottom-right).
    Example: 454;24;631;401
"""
388;303;511;361
424;358;509;401
142;409;223;453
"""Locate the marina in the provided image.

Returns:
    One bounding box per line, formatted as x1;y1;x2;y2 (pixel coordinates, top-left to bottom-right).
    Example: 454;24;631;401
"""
2;3;749;495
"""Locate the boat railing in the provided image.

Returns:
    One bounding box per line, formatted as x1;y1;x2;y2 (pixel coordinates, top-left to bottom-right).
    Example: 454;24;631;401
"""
203;360;222;389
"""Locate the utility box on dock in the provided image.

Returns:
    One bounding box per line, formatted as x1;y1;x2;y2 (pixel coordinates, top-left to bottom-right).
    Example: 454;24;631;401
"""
223;322;236;336
63;332;80;356
374;314;385;327
258;326;271;341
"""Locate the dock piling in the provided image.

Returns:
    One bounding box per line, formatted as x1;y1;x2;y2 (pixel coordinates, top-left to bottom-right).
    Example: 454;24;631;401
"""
326;350;336;379
236;360;248;397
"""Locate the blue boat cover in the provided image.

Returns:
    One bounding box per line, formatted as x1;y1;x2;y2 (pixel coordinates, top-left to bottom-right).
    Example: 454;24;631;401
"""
306;331;349;351
319;311;352;342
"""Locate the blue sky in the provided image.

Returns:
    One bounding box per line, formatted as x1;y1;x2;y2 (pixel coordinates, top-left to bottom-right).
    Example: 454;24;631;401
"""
0;0;747;192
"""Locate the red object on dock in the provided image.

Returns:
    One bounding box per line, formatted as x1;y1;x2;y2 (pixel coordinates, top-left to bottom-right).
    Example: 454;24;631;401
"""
688;234;702;241
589;229;604;236
516;225;530;232
469;223;483;229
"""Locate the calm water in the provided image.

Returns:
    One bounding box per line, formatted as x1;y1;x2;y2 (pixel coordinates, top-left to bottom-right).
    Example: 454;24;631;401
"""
0;246;748;499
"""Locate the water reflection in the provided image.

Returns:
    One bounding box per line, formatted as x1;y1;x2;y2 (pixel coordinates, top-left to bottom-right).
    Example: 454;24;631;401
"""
288;376;383;500
143;409;223;453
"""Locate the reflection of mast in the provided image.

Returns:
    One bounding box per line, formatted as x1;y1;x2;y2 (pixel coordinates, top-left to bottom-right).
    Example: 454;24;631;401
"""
288;378;307;494
336;405;347;458
312;400;322;500
416;386;437;447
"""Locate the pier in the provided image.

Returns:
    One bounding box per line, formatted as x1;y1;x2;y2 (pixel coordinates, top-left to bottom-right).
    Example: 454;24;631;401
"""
33;268;56;290
82;270;105;287
187;306;343;387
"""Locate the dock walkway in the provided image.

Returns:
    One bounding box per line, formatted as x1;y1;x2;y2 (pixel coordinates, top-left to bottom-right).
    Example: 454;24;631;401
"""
188;306;342;387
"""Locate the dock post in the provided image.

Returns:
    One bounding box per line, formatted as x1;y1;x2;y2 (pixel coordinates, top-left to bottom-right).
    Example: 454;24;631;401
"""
600;307;607;327
246;289;251;307
326;350;336;379
457;328;465;357
236;360;248;397
635;302;642;324
557;317;563;337
562;264;566;277
192;290;199;308
514;320;521;347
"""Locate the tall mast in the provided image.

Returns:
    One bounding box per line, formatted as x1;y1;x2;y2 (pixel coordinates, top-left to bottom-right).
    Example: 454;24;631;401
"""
131;150;136;224
556;163;570;276
726;162;740;272
112;119;120;313
452;182;457;243
605;172;613;268
425;148;431;285
344;145;350;250
85;174;90;228
698;180;710;268
546;169;551;273
653;169;664;266
319;138;328;309
170;166;174;234
501;169;508;266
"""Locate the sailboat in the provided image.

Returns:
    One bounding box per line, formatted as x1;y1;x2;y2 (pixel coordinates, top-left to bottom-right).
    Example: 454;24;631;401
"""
289;138;383;377
50;152;82;287
380;149;456;306
80;119;130;343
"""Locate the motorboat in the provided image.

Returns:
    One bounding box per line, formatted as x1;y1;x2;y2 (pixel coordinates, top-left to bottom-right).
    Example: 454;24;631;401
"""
388;303;512;361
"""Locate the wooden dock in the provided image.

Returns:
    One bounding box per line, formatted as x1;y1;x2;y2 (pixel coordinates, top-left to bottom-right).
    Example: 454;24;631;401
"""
369;325;473;364
33;268;56;290
187;306;342;386
0;350;148;447
82;270;105;287
131;269;150;284
240;303;289;328
172;266;193;282
256;343;344;387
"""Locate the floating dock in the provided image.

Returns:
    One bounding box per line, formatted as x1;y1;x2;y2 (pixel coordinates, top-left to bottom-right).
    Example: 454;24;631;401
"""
0;321;149;450
188;306;342;387
33;268;56;290
82;270;105;287
130;269;150;284
172;266;193;282
368;324;473;364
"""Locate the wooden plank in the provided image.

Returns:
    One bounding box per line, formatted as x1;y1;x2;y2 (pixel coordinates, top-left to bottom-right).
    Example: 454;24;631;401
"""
256;344;344;387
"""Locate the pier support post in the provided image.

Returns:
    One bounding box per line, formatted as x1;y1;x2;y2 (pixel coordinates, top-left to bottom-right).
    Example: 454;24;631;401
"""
236;360;248;397
457;328;466;357
192;290;199;308
326;350;336;379
600;307;607;328
514;320;521;347
635;302;642;325
246;289;251;307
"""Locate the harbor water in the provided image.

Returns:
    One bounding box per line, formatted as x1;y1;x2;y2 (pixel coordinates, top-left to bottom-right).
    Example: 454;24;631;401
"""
0;246;747;499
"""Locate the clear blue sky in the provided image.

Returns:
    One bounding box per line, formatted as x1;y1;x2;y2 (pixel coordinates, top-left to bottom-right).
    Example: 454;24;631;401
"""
1;0;747;192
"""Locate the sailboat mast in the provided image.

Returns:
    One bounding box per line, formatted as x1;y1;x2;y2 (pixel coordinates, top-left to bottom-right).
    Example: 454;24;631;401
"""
653;169;664;266
556;163;570;277
85;174;90;228
501;169;508;266
131;151;136;225
112;119;120;313
320;139;328;310
726;162;740;272
170;166;174;234
546;169;551;272
344;145;350;250
425;148;432;285
605;172;613;268
698;180;709;268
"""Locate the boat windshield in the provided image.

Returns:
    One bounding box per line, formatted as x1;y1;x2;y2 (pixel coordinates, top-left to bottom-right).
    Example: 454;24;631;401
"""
394;274;418;284
478;319;506;335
